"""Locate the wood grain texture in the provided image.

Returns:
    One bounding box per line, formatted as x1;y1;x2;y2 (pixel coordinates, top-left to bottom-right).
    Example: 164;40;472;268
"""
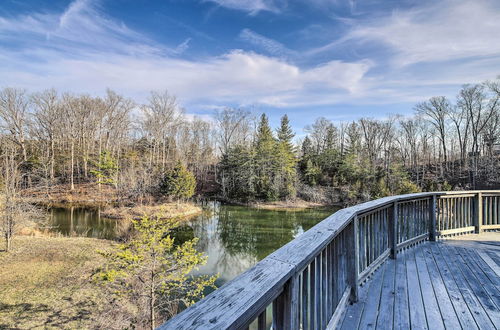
340;234;500;330
161;192;500;330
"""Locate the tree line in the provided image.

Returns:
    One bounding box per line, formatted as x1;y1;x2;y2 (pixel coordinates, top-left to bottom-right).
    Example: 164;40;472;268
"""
217;78;500;204
0;77;499;207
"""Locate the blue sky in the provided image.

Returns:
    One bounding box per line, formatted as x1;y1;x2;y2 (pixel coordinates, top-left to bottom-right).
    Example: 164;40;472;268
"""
1;0;500;131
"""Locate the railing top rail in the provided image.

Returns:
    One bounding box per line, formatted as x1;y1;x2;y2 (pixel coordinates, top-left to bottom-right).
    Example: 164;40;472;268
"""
160;190;500;329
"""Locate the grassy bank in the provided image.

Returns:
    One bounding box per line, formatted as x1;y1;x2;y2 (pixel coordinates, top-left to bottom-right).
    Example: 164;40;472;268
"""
248;199;333;211
22;183;203;221
22;183;121;206
0;236;113;329
101;202;202;220
217;196;336;211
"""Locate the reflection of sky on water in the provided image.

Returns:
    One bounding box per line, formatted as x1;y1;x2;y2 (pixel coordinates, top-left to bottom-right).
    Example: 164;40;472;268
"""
46;202;337;287
187;202;336;285
47;206;128;240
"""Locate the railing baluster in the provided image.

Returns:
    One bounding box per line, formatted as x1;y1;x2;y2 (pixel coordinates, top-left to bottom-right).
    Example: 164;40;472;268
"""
315;255;321;330
429;195;437;241
347;217;359;302
257;309;266;330
475;192;483;233
272;273;299;330
390;202;398;258
321;249;327;329
301;266;308;330
309;259;315;330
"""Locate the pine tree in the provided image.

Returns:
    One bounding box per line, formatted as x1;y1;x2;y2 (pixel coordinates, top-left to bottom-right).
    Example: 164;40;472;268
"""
255;114;278;200
160;161;196;201
91;151;119;188
276;115;298;199
325;124;337;151
95;216;217;329
219;145;255;200
304;159;321;186
302;136;313;159
277;114;295;151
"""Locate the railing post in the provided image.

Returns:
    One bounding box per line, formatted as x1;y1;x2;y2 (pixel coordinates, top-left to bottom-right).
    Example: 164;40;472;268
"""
389;202;398;259
272;273;299;330
475;192;483;234
347;216;359;302
429;195;437;241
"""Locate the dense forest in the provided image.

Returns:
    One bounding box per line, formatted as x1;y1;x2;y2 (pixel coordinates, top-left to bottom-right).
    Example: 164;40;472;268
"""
0;78;499;207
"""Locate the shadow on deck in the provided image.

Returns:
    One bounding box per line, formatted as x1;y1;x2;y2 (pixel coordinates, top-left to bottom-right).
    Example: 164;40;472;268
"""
340;233;500;330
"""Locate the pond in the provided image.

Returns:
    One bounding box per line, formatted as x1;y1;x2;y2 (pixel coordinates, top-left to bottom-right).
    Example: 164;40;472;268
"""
46;202;338;286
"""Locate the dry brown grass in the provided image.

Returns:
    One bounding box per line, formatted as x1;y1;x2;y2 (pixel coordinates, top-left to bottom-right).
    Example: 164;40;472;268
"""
101;202;202;220
0;236;114;329
249;199;325;211
21;183;120;206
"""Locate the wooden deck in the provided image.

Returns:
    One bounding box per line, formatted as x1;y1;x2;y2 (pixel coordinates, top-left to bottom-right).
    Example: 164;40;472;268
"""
340;232;500;330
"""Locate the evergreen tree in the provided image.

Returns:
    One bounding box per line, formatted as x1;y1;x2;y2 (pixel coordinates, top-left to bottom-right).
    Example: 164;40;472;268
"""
304;159;321;186
277;114;295;151
160;161;196;201
276;115;298;198
254;114;278;200
302;136;313;159
325;124;337;151
91;151;119;187
96;216;217;329
219;145;255;200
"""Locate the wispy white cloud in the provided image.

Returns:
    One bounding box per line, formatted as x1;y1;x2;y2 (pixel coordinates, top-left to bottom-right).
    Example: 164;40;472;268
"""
173;38;191;54
0;47;371;106
2;0;499;115
203;0;280;14
0;0;371;107
239;29;296;58
344;0;500;66
0;0;166;57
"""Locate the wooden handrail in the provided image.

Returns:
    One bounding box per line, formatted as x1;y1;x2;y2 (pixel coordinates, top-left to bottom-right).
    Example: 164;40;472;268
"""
159;190;500;330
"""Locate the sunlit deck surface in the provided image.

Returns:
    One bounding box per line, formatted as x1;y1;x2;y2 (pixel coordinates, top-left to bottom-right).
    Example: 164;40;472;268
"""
340;233;500;330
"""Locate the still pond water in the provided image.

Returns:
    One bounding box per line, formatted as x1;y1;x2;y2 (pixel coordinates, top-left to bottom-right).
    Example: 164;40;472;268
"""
48;202;338;285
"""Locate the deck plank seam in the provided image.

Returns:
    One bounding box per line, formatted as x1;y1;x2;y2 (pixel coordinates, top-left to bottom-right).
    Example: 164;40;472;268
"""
444;244;500;326
421;243;462;329
428;243;478;329
438;243;494;329
415;245;446;330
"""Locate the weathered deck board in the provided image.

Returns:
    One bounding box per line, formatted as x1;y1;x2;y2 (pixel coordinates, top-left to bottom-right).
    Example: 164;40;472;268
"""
467;249;500;289
443;245;500;326
455;246;500;308
341;233;500;330
357;262;386;329
405;247;428;329
393;251;410;330
339;273;373;329
438;244;496;329
414;246;444;330
421;244;461;329
375;258;396;330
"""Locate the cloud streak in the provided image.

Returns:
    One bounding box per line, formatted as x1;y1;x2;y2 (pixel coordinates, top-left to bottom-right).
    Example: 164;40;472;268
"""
203;0;280;14
0;0;372;108
239;29;296;58
1;0;499;116
344;0;500;66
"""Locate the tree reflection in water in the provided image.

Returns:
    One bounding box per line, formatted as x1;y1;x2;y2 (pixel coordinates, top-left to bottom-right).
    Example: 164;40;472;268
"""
187;202;337;286
46;202;337;287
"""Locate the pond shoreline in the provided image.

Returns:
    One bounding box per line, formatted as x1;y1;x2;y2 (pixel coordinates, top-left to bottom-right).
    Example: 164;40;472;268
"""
214;196;341;211
23;183;339;216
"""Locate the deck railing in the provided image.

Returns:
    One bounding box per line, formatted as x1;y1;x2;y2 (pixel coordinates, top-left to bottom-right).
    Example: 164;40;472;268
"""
160;190;500;330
